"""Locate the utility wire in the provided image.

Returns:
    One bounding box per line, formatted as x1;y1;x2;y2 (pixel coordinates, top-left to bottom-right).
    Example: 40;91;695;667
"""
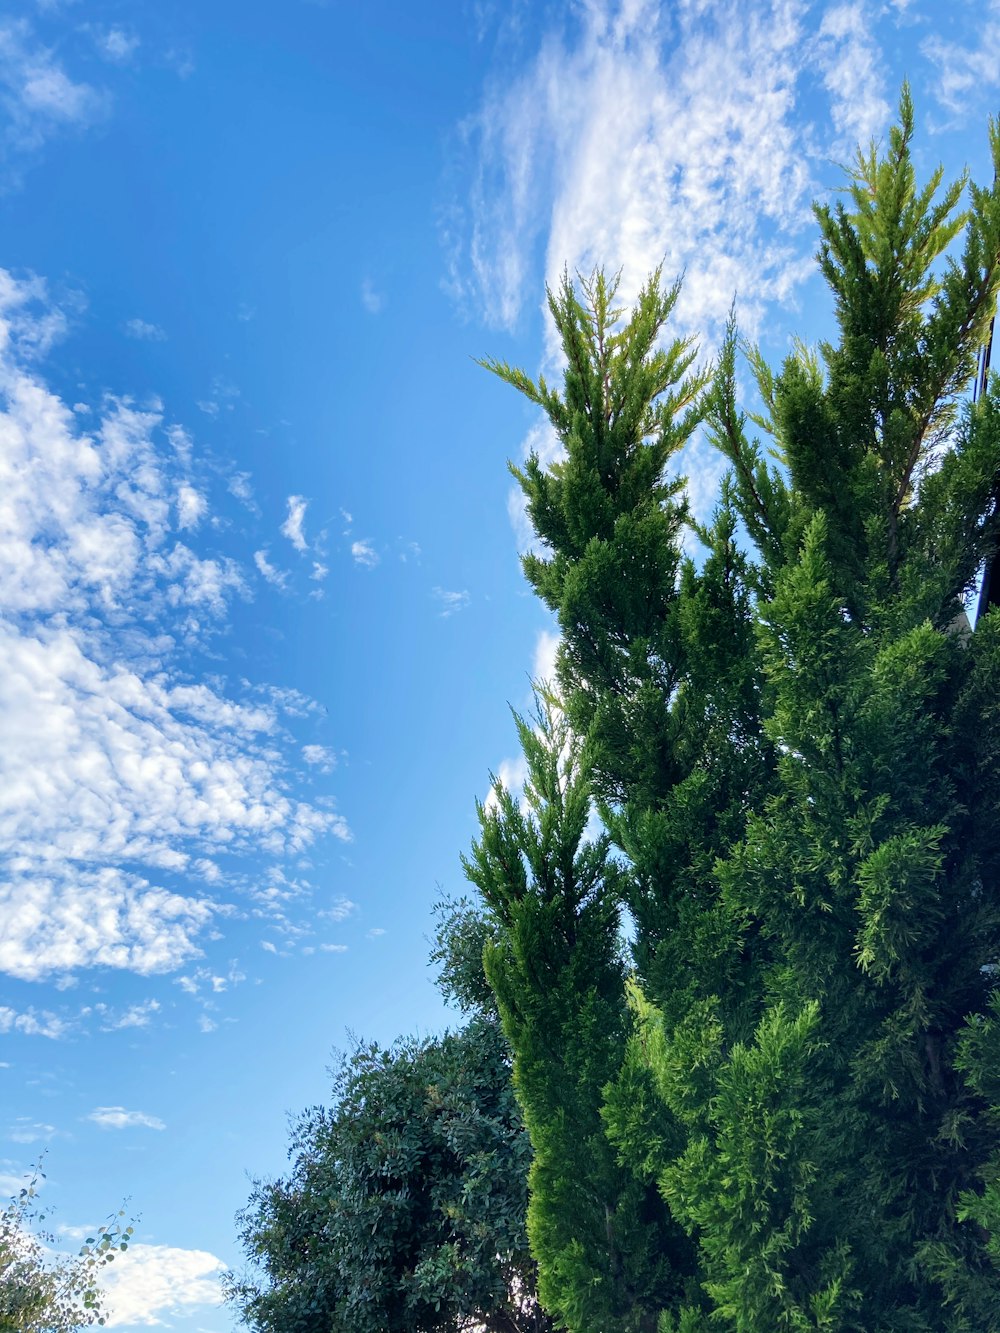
975;242;998;621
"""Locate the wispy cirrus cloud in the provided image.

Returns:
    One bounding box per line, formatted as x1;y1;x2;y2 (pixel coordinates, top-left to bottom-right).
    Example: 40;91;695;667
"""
8;1120;58;1144
813;2;891;148
444;0;903;340
432;586;470;617
123;317;165;341
921;0;1000;118
446;0;943;553
0;18;105;174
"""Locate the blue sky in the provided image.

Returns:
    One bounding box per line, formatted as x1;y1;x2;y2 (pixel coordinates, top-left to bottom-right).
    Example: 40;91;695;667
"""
0;0;997;1327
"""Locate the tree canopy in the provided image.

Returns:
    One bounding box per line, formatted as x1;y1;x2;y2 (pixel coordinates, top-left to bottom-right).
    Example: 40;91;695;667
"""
228;1018;550;1333
0;1165;131;1333
467;89;1000;1332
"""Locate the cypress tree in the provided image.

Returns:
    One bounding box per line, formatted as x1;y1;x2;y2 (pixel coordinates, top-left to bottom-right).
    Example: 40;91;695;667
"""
471;91;1000;1331
465;704;697;1333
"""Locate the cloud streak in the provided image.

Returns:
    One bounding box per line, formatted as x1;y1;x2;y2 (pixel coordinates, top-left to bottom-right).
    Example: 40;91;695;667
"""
281;494;308;551
0;19;105;172
432;586;470;617
445;0;904;340
254;547;288;588
88;1107;166;1131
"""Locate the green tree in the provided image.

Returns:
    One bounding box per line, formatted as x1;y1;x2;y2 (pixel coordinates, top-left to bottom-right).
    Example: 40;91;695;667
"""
472;90;1000;1332
228;1018;550;1333
465;702;697;1333
0;1164;132;1332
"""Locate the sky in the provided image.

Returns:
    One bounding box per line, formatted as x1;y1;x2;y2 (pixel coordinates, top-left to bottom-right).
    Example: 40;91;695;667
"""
0;0;997;1328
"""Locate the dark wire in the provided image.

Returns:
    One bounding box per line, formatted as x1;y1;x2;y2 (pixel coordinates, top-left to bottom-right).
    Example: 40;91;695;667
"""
975;308;998;621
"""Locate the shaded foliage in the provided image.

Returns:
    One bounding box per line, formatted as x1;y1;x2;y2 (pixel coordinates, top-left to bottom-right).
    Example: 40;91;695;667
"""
229;1019;549;1333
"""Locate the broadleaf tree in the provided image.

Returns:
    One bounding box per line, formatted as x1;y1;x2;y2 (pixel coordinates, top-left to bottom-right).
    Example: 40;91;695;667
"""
0;1164;133;1333
469;89;1000;1332
228;1018;551;1333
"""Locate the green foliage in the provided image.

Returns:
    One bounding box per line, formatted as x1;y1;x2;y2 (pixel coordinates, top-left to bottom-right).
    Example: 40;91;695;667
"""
464;703;697;1332
0;1163;133;1333
471;91;1000;1332
481;267;708;812
228;1020;550;1333
430;894;505;1022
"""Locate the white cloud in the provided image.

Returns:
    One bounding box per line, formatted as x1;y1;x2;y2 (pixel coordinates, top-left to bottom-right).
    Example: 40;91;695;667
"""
432;586;470;616
320;942;348;952
813;3;891;149
243;680;324;718
445;0;900;341
173;964;244;998
228;471;254;507
0;1006;67;1039
124;318;165;342
87;1107;165;1131
0;625;314;867
486;754;529;812
100;1243;224;1326
57;1224;96;1243
99;999;161;1031
322;896;357;923
0;267;67;359
680;432;729;534
253;548;288;589
154;540;239;617
8;1121;57;1144
0;868;215;981
310;560;328;581
280;495;308;551
507;419;563;552
532;628;560;687
176;483;206;530
196;378;239;419
0;270;349;983
351;539;378;568
0;21;104;165
922;8;1000;118
360;278;385;314
302;744;336;771
96;28;140;64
